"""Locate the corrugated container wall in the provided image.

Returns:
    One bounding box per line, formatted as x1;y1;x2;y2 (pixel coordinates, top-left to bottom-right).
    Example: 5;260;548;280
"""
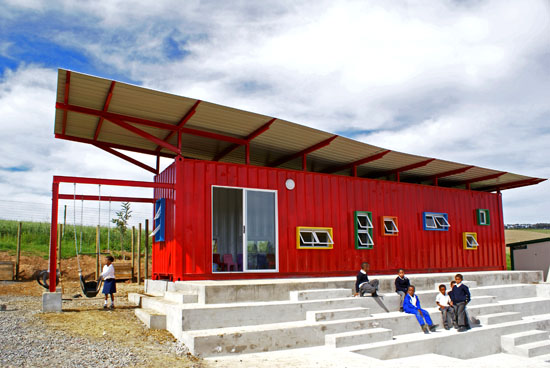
153;158;506;281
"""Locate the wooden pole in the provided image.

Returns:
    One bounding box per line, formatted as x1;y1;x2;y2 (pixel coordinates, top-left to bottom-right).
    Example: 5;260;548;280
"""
15;222;21;281
57;224;63;272
131;226;135;282
96;225;100;279
137;223;142;285
145;219;149;280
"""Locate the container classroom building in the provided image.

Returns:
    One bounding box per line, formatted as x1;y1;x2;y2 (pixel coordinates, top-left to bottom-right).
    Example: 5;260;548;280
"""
49;69;546;285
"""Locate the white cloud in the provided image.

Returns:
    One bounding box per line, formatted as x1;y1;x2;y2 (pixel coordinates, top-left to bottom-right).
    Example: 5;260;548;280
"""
0;0;549;224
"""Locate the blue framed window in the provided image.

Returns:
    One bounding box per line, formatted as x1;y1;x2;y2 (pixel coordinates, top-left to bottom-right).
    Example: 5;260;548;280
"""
152;198;166;242
423;212;450;231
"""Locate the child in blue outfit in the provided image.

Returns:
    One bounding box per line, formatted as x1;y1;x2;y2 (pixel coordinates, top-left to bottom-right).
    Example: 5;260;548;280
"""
101;255;116;309
403;285;438;334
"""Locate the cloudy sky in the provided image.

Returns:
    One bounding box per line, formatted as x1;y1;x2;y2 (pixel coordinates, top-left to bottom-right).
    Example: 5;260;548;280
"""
0;0;548;225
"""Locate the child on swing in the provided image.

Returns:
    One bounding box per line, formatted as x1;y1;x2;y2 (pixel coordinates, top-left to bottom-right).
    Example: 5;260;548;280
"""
101;255;116;309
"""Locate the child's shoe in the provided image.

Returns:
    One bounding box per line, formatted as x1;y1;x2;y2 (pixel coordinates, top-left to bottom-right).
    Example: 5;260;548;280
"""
429;324;438;332
109;304;115;310
421;325;430;334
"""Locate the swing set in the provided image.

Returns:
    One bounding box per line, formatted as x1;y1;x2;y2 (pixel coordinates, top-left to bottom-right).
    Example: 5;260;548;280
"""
40;175;172;295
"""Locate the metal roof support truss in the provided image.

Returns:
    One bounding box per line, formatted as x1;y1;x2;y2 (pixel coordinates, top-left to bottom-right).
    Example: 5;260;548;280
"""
269;135;338;169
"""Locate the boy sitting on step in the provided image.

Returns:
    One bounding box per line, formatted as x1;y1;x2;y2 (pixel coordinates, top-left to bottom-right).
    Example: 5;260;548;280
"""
435;284;456;330
395;268;410;312
403;285;438;334
354;262;379;297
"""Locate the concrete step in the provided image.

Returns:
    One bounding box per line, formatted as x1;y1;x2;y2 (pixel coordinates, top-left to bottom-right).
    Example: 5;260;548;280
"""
477;312;522;325
181;316;376;357
468;295;497;306
290;288;352;301
135;308;166;329
473;284;537;301
164;291;199;304
501;330;550;352
325;328;393;348
348;314;550;360
306;307;370;322
178;296;370;330
512;340;550;357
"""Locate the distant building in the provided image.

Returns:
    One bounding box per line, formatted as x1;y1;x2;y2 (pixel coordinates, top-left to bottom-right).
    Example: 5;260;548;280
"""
506;230;550;280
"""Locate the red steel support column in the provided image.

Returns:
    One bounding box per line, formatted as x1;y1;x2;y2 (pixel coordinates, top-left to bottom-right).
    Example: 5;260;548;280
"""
302;154;307;171
352;166;357;177
245;144;250;165
497;191;506;270
49;182;59;292
156;155;161;174
174;156;185;280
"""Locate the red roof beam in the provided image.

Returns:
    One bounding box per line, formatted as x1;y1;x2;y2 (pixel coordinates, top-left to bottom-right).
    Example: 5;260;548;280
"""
214;118;276;162
59;194;155;203
53;175;174;189
322;149;391;174
93;81;116;141
477;178;546;192
156;100;201;152
268;135;338;168
429;165;475;180
56;102;248;146
460;172;507;185
55;133;174;158
61;70;71;135
108;117;180;154
371;158;436;178
94;144;158;174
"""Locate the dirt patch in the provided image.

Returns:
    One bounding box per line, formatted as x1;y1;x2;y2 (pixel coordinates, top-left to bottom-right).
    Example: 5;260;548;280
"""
0;280;207;367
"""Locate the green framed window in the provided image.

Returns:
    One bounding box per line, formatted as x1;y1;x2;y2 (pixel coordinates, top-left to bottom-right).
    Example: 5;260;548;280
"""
477;209;490;225
354;211;374;249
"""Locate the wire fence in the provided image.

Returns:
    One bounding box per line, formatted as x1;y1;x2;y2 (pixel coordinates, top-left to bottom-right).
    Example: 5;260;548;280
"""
0;199;153;227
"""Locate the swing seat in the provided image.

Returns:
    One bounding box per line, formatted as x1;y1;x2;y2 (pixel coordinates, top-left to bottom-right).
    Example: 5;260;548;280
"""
35;270;60;290
79;274;103;298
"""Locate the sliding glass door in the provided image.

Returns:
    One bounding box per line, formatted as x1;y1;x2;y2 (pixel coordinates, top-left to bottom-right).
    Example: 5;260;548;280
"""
212;187;277;272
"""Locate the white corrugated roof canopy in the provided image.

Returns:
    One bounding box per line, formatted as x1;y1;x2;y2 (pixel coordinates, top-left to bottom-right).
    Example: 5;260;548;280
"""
54;69;545;192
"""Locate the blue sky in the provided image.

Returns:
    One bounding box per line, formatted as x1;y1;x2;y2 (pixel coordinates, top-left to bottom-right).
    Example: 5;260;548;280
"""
0;0;549;224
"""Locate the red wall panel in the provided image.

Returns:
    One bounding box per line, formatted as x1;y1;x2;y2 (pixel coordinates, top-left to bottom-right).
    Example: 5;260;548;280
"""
153;158;506;281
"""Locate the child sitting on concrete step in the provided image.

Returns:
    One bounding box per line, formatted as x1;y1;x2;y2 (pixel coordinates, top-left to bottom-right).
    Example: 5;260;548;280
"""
395;268;410;312
403;285;438;334
435;284;456;330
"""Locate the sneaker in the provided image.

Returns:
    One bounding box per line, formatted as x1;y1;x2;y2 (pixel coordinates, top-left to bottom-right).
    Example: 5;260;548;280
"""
109;305;115;310
429;324;438;332
372;291;378;297
399;307;404;312
103;305;108;309
457;327;467;332
444;326;450;330
421;325;430;334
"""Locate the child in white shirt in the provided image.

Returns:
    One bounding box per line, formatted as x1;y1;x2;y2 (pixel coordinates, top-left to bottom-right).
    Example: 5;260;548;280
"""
435;284;456;330
101;256;116;309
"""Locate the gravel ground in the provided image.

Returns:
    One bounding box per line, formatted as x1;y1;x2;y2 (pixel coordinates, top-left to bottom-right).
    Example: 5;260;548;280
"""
0;282;205;368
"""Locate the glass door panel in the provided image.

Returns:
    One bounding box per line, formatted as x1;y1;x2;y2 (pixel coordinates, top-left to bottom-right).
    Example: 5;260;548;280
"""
245;190;276;270
212;187;243;272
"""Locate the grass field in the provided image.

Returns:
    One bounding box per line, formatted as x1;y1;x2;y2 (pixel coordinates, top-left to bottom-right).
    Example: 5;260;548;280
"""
0;219;148;259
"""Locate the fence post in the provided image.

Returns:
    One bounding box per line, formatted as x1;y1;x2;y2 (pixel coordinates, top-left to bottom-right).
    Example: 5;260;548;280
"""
96;225;100;279
57;224;63;273
15;222;22;280
145;219;149;280
131;226;135;282
137;223;141;285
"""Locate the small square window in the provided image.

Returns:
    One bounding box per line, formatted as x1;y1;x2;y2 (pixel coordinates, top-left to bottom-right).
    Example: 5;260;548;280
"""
477;209;490;226
423;212;450;231
382;216;399;236
354;211;374;249
297;227;334;249
463;232;479;250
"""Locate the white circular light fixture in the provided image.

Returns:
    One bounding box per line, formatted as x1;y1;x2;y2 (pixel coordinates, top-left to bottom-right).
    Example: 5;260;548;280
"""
285;179;295;190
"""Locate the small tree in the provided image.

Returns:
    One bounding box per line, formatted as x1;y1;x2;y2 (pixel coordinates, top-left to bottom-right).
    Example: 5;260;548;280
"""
112;202;132;259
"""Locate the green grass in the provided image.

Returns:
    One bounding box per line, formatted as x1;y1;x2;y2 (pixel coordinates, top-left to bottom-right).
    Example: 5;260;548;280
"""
0;219;148;259
519;229;550;234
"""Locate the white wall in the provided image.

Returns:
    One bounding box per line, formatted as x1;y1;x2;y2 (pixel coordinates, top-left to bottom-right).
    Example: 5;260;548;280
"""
513;241;550;280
